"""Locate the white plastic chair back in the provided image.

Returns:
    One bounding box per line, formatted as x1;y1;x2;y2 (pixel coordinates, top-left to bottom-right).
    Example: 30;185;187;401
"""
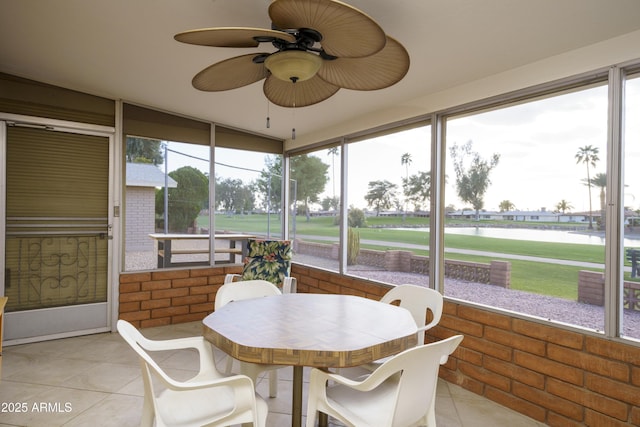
215;279;282;310
380;284;444;345
305;335;463;427
214;279;283;398
117;319;267;427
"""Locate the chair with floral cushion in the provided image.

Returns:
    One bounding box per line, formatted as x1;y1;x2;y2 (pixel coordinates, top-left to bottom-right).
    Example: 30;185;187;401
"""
224;239;296;293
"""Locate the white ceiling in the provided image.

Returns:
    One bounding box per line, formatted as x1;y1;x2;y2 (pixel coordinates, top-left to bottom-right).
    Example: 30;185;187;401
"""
2;0;640;143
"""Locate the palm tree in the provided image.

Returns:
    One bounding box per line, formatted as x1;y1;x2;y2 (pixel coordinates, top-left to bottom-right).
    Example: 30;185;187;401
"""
590;172;607;229
575;145;600;229
555;199;573;214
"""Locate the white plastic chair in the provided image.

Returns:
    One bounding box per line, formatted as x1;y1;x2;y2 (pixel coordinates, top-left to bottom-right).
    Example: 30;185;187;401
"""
380;284;444;346
214;280;284;398
117;319;268;427
305;335;464;427
358;285;444;373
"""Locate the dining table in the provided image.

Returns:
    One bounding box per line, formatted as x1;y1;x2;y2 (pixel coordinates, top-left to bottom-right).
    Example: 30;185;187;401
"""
202;292;418;427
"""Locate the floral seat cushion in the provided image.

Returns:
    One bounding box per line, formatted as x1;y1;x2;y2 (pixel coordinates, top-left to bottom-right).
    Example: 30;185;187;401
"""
241;239;293;287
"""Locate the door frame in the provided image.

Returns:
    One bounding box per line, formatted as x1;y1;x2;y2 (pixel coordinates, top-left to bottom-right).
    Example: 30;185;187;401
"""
0;113;119;345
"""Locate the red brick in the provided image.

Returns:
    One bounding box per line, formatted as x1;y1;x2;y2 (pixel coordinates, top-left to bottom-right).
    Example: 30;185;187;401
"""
547;378;628;421
455;345;483;366
548;343;629;382
140;299;171;310
190;284;218;295
152;306;189;318
190;302;214;314
631;405;640;426
512;381;583;421
514;350;583;385
190;267;225;277
462;335;511;361
151;269;190;280
140;317;171;328
120;310;150;322
632;366;640;387
152;288;189;299
120;282;141;293
172;294;208;306
585;336;639;364
439;314;484;337
484;386;546;422
457;305;511;330
172;276;208;288
484;355;545;389
120;272;151;283
141;279;171;291
585;373;640;406
318;280;341;294
173;312;207;323
547;411;584;427
118;301;140;313
584;408;633;427
485;326;546;356
458;361;510;391
119;291;150;303
512;319;584;349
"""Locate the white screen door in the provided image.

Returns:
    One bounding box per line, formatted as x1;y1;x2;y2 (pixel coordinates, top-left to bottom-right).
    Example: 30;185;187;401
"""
2;122;112;343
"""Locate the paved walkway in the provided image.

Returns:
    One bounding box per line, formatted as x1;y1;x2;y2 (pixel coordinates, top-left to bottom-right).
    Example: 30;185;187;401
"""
296;234;610;269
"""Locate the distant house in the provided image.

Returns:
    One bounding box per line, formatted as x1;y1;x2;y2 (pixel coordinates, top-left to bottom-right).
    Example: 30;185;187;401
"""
448;208;593;223
126;163;177;251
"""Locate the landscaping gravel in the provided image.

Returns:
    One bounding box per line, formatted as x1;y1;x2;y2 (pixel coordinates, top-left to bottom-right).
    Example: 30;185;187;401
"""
125;251;640;339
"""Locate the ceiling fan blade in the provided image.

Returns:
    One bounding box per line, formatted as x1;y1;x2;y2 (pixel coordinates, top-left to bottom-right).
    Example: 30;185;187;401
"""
263;74;340;107
192;53;270;91
175;27;296;48
317;36;409;90
269;0;386;58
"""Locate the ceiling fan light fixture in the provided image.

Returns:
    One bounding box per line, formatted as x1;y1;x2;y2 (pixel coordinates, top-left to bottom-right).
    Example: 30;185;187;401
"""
264;50;323;83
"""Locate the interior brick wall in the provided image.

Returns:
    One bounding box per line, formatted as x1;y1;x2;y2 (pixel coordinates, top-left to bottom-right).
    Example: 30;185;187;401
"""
118;263;640;425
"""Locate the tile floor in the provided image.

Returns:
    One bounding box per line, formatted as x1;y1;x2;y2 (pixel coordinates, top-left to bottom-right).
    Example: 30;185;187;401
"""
0;322;545;427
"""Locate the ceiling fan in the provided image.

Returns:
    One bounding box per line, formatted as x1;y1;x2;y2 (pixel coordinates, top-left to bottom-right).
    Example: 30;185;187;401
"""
174;0;410;108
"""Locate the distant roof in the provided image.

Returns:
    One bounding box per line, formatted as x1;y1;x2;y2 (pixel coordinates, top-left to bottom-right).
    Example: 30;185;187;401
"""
126;163;177;188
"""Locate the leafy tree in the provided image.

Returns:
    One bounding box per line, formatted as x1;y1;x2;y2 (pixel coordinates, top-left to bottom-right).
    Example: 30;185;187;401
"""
257;154;329;221
449;141;500;221
327;147;339;201
403;171;431;211
321;196;340;211
126;137;163;165
575;145;599;229
555;199;573;214
156;166;208;232
256;155;283;213
365;180;398;216
400;153;412;219
216;177;255;214
499;200;515;212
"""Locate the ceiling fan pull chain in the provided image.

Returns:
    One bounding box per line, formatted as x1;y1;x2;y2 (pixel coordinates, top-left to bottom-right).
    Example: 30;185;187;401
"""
266;99;271;129
292;81;296;139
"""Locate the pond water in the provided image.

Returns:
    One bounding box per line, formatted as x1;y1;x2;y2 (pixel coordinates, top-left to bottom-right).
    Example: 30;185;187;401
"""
396;227;640;246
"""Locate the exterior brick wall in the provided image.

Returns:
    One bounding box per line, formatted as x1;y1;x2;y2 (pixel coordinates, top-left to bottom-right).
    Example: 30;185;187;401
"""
118;263;640;425
125;186;156;252
294;239;510;287
578;270;640;311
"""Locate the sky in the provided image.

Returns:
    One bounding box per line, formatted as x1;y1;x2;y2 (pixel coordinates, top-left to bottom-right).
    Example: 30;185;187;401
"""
158;76;640;214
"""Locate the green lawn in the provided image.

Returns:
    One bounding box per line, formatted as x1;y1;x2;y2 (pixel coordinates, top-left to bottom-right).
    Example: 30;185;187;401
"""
205;213;616;300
